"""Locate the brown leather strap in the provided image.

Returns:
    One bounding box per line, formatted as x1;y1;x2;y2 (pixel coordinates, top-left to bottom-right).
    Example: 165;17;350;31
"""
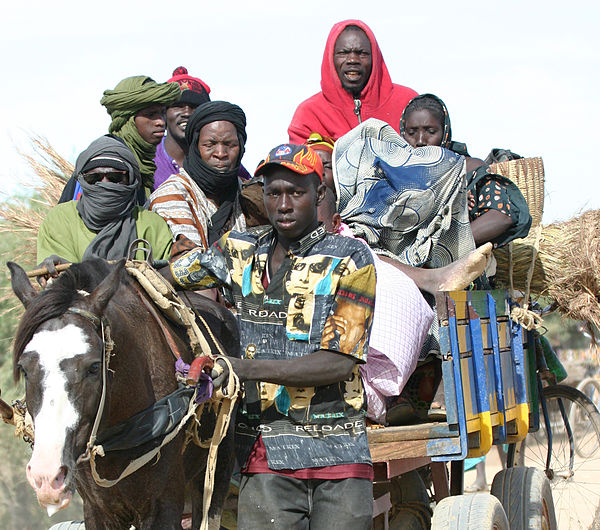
133;285;185;360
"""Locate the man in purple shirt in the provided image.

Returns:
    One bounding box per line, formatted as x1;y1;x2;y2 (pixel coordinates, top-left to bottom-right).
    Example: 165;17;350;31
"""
153;66;212;189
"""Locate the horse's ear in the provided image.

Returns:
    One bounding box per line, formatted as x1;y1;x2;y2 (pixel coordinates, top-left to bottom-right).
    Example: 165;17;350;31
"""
88;259;126;316
7;262;37;308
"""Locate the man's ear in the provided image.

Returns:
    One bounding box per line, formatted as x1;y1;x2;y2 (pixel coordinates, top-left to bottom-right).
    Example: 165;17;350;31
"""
332;213;342;233
316;183;327;205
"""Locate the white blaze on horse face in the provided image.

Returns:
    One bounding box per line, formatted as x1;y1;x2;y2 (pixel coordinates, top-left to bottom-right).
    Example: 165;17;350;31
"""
25;324;89;505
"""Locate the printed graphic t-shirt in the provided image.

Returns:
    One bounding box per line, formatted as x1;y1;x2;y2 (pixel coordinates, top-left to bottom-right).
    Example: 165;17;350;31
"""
171;225;376;470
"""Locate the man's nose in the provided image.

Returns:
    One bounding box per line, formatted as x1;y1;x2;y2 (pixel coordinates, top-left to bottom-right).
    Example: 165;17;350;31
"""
181;105;194;117
214;144;227;158
278;194;292;211
415;131;427;147
346;51;360;63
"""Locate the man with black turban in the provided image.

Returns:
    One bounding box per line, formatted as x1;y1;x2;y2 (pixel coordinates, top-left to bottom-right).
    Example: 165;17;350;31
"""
37;136;173;282
150;101;247;252
58;75;181;203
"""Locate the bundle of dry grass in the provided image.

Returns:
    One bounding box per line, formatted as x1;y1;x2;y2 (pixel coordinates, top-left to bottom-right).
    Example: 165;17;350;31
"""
494;209;600;330
0;136;72;315
0;136;73;267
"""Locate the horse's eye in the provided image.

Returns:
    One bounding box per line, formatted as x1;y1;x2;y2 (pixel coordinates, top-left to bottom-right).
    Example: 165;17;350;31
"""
87;362;101;376
17;364;27;379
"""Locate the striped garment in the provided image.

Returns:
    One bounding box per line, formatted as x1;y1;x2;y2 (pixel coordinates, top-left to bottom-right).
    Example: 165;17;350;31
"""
149;168;246;249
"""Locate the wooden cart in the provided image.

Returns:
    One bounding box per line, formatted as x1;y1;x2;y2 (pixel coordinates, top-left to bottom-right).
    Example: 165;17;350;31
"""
367;289;555;529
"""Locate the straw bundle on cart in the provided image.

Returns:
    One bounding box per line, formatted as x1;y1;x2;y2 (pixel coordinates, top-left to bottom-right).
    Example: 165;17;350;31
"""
490;158;600;330
494;209;600;329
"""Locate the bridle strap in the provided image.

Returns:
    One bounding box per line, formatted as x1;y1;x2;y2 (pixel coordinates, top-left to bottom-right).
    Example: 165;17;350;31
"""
66;307;102;329
68;306;113;464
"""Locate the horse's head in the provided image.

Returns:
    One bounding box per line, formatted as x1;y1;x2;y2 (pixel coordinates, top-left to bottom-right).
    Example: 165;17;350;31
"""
8;259;124;516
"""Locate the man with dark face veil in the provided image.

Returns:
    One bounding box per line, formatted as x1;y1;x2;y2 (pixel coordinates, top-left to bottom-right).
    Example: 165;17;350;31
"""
36;135;173;284
150;101;247;253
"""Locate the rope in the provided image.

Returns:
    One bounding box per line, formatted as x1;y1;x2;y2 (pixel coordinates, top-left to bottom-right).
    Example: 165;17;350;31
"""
192;356;240;530
4;400;34;445
125;261;213;357
509;306;544;331
510;225;544;330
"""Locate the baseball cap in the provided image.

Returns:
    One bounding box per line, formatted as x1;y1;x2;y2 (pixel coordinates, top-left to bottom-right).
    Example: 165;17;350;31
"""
255;144;323;181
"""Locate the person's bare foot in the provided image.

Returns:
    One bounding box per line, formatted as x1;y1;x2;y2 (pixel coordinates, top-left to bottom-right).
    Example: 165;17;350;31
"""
435;242;493;292
376;243;493;295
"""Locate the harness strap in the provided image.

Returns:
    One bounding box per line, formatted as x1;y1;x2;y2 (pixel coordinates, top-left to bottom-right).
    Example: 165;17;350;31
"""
66;307;102;329
133;286;186;360
71;309;113;463
89;388;200;488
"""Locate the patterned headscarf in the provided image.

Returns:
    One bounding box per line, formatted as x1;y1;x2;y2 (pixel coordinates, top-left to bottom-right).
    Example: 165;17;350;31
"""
100;76;181;192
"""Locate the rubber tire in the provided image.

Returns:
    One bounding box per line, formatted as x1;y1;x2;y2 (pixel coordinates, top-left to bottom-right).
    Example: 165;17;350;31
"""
491;466;557;530
431;493;509;530
516;384;600;529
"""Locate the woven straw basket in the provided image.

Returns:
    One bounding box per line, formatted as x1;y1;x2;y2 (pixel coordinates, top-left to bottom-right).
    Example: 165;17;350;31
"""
491;157;545;294
489;157;545;228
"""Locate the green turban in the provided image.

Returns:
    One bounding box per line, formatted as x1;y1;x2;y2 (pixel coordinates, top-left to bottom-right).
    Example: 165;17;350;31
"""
100;76;181;193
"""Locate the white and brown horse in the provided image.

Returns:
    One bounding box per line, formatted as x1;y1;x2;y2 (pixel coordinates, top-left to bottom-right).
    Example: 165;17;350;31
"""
8;258;238;530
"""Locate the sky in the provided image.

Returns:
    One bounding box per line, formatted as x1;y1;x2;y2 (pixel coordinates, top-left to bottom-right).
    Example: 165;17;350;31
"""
1;0;598;224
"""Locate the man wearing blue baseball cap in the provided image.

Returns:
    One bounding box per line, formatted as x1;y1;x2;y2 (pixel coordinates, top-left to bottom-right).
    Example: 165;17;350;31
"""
167;143;376;528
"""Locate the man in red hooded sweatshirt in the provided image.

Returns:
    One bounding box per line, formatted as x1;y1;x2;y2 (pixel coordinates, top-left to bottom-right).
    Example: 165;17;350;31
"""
288;20;418;143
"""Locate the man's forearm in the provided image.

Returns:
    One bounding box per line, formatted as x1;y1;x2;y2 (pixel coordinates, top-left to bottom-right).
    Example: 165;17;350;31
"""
231;349;356;386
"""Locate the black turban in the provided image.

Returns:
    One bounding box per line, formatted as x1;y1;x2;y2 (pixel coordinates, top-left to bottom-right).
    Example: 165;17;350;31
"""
183;101;247;243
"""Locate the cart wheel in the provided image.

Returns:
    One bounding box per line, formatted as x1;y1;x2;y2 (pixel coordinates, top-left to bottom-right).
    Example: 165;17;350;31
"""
516;384;600;529
491;467;556;530
431;493;508;529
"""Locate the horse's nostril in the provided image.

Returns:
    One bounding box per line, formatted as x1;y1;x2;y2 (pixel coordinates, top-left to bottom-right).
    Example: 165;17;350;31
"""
53;466;68;489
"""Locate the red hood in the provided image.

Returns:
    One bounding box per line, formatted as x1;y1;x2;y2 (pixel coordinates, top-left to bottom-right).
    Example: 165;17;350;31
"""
320;20;393;114
288;20;417;143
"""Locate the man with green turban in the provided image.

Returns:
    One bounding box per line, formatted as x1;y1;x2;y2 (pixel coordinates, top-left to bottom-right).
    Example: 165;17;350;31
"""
100;75;181;195
59;75;181;203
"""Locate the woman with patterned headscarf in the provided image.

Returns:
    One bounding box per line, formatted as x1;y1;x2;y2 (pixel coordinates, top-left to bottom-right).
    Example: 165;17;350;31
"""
399;93;483;172
399;93;531;249
58;75;181;203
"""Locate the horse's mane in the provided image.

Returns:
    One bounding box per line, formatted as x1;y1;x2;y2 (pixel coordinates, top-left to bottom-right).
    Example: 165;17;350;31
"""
13;259;116;382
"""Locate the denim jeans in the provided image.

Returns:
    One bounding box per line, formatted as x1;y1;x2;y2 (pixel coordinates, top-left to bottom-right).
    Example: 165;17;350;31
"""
238;473;373;529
